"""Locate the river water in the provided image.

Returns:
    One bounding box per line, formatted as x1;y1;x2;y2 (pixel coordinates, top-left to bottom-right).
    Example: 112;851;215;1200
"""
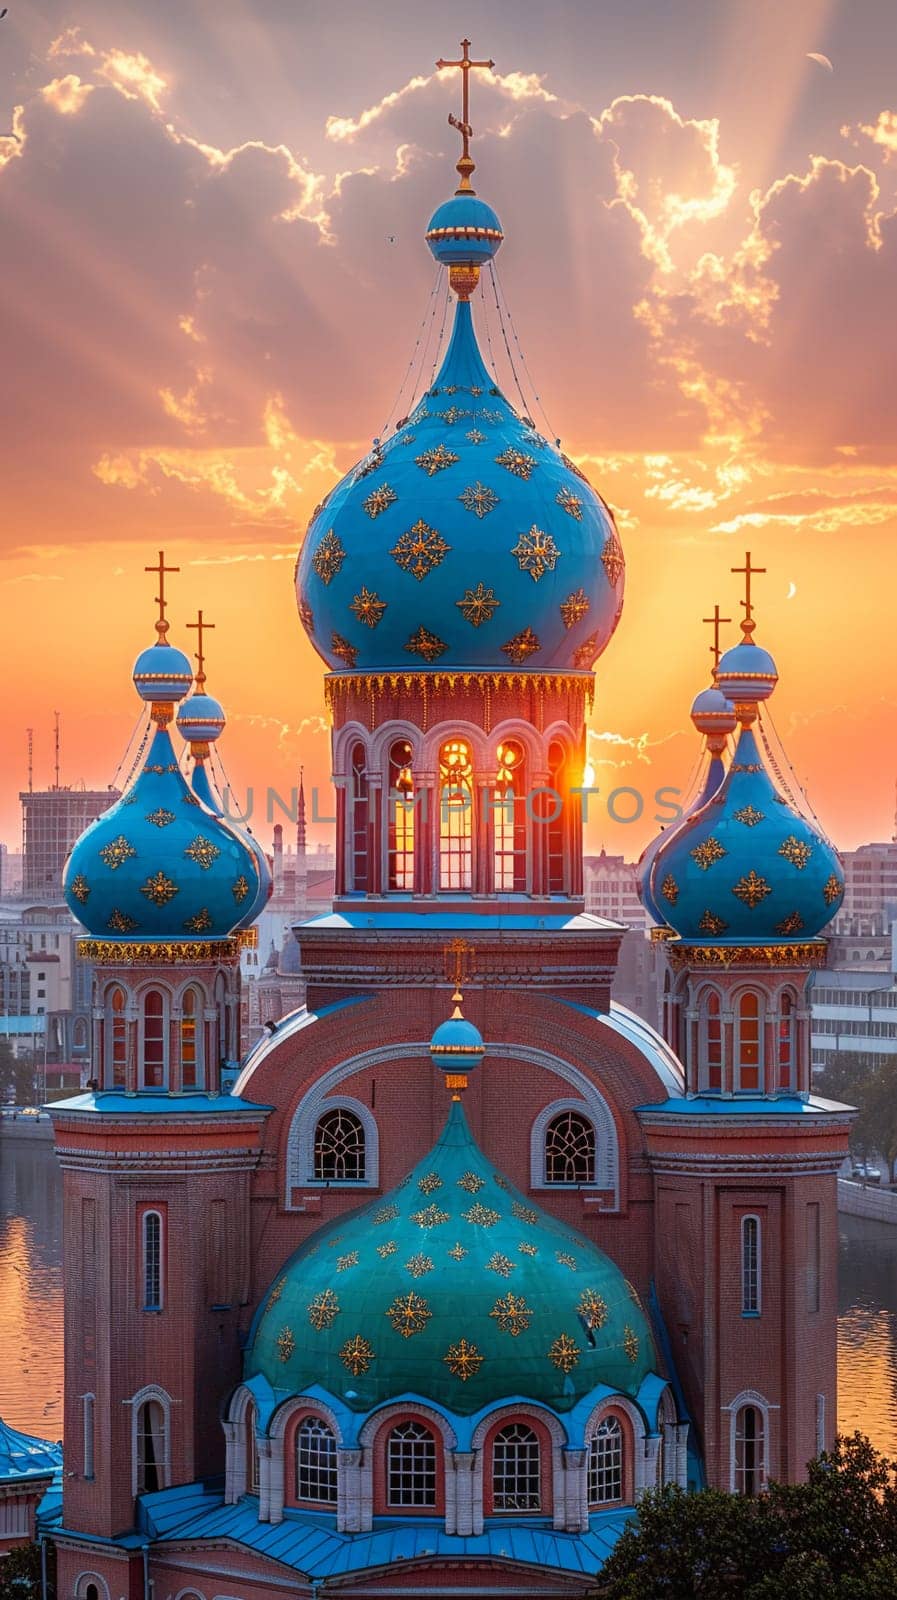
2;1142;896;1453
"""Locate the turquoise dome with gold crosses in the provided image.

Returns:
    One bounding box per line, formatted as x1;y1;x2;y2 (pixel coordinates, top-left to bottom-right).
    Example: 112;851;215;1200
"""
294;186;624;676
246;1095;656;1416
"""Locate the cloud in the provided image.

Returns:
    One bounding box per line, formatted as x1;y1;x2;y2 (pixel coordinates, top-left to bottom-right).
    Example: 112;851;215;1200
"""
845;110;897;160
41;76;94;116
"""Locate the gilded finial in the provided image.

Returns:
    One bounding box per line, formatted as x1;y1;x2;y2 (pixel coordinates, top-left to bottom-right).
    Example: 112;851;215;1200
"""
702;603;732;669
436;37;495;195
731;551;766;640
144;550;180;640
187;609;215;691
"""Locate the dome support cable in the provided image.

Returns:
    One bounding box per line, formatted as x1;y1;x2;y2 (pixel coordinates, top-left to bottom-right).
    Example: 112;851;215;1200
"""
490;260;557;442
380;266;443;437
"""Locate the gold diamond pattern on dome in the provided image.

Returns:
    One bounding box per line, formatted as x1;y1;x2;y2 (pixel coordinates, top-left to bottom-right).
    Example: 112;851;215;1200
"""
698;909;728;935
560;589;590;629
391;520;450;580
732;870;772;908
330;633;358;668
459;481;499;518
571;632;600;669
578;1289;608;1329
556;1251;578;1271
386;1291;431;1339
340;1334;374;1376
336;1251;359;1273
518;1242;538;1257
661;874;679;905
556;487;584;520
501;626;541;665
447;1242;468;1261
511;525;560;582
410;1203;450;1228
363;483;397;519
405;625;448;663
405;1253;434;1278
495;446;536;479
690;837;727;871
440;405;471;425
548;1333;580;1373
511;1202;538;1225
140;870;178;906
99;836;136;870
183;909;213;933
185;835;221;870
456;583;500;627
415;444;459;476
232;875;249;903
823;873;843;905
377;1240;397;1258
601;529;625;585
444;1338;484;1381
374;1204;399;1225
490;1292;532;1337
776;911;805;935
486;1252;515;1278
298;599;315;634
623;1325;640;1363
463;1203;500;1228
308;1289;340;1331
779;835;813;870
734;806;765;827
312;529;345;585
350;587;387;628
69;873;90;904
146;809;176;828
417;1172;443;1195
276;1327;295;1362
466;429;486;444
108;908;138;933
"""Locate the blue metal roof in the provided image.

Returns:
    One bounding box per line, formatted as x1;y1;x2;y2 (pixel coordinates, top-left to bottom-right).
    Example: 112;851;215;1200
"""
0;1418;62;1486
137;1481;634;1579
636;1094;853;1117
299;909;622;933
47;1090;273;1116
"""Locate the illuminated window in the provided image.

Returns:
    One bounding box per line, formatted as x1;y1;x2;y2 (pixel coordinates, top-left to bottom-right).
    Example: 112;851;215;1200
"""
588;1417;623;1505
735;991;762;1093
181;987;202;1090
142;1210;163;1311
493;739;527;891
703;990;723;1092
108;985;127;1089
387;1420;437;1507
777;992;795;1091
296;1415;338;1504
547;741;568;894
388;740;415;890
135;1400;166;1494
439;739;473;890
314;1107;365;1182
492;1422;541;1512
733;1406;765;1496
350;742;369;893
545;1110;595;1184
741;1215;760;1315
141;989;166;1090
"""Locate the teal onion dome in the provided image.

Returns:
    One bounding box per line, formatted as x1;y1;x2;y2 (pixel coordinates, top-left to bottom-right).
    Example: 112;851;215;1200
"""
648;722;844;941
132;640;193;704
638;686;735;925
246;1098;656;1415
430;1000;486;1078
176;692;226;746
62;723;261;940
295;298;624;675
425;193;504;267
691;685;736;738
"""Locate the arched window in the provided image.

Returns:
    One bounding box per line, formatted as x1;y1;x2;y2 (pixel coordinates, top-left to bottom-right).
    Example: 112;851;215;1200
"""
588;1417;623;1506
350;742;369;893
546;741;568;894
386;1420;437;1508
544;1109;596;1185
180;987;202;1091
777;993;795;1092
741;1215;761;1315
492;1422;541;1512
439;739;473;890
388;739;415;890
141;989;167;1091
314;1106;365;1183
246;1401;259;1495
85;1587;99;1600
296;1415;338;1504
135;1399;166;1494
493;739;527;892
107;985;127;1089
142;1210;163;1311
733;1405;765;1495
702;990;723;1092
735;991;762;1093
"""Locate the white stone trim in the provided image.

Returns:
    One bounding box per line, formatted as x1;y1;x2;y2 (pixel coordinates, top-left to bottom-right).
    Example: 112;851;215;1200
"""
267;1395;343;1526
128;1383;172;1497
73;1574;110;1600
285;1091;379;1201
723;1388;778;1493
471;1404;568;1536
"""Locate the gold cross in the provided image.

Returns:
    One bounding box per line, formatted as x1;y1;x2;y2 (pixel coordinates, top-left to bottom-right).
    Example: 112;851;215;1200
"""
702;604;732;667
444;936;473;989
731;551;766;637
144;550;179;637
187;609;215;689
436;37;495;193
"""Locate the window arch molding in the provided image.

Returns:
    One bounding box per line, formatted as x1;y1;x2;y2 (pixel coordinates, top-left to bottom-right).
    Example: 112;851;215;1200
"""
367;719;424;778
472;1404;567;1530
584;1396;646;1503
129;1382;172;1497
733;986;765;1094
359;1401;457;1525
74;1575;110;1600
420;718;491;775
530;1096;617;1191
287;1092;379;1193
723;1389;777;1494
332;718;372;775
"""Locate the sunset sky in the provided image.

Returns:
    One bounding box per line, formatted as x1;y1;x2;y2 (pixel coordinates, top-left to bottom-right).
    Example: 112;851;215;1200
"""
2;0;896;858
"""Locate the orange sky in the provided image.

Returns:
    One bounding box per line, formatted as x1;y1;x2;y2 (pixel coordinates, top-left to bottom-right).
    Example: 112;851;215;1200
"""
2;2;896;858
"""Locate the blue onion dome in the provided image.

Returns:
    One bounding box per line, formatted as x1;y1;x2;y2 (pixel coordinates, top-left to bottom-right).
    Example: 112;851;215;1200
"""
295;195;624;676
246;1097;656;1416
176;692;226;747
430;992;486;1088
637;686;735;925
425;193;504;267
132;640;193;705
715;639;778;708
691;685;736;739
649;718;844;941
176;687;272;932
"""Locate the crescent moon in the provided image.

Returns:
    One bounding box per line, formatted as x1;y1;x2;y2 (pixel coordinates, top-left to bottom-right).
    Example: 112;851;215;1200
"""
807;52;834;72
786;582;797;600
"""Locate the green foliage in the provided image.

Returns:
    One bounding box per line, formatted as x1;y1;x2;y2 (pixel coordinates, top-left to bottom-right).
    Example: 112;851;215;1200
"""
594;1434;897;1600
0;1541;43;1600
853;1056;897;1176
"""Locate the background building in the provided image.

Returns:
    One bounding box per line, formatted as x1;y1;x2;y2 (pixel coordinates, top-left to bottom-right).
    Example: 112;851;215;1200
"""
19;786;120;899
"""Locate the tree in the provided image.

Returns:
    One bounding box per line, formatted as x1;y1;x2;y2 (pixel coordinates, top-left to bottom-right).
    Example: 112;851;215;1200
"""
853;1057;897;1180
593;1434;897;1600
0;1541;43;1600
0;1035;15;1100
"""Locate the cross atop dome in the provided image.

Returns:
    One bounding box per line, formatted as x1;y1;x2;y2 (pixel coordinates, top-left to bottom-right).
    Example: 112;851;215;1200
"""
144;549;180;640
436;36;495;194
702;603;731;668
187;608;215;691
731;550;766;640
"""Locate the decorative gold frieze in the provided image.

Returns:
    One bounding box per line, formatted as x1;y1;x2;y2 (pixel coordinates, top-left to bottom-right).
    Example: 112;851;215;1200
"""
77;936;240;964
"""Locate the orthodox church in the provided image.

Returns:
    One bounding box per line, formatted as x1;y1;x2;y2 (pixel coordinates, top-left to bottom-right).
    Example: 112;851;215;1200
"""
5;41;853;1600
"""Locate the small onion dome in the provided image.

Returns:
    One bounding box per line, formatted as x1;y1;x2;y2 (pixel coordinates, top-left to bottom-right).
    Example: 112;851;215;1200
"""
430;996;486;1080
425;193;504;267
132;640;193;705
176;692;226;746
648;722;844;942
691;685;737;739
715;639;778;707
